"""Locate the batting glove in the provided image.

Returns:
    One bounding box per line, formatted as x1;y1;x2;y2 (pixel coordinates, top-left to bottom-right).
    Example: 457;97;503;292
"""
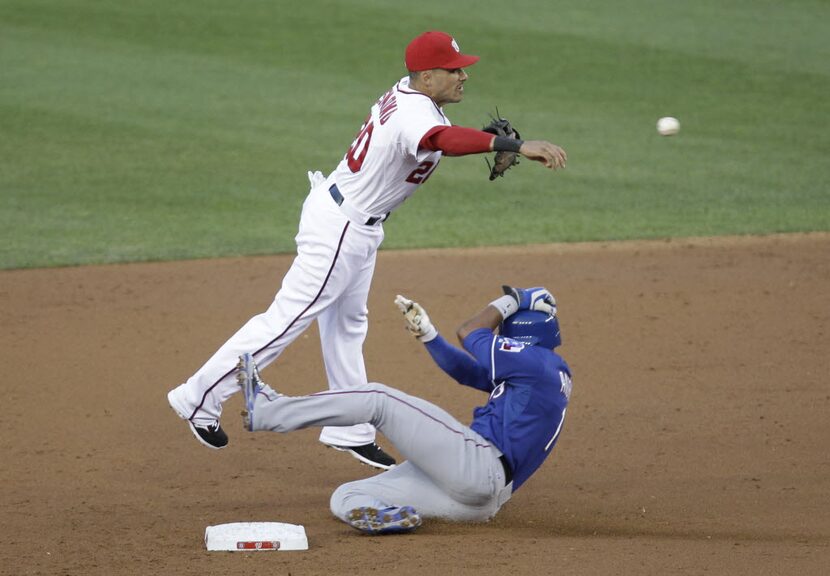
307;170;326;190
394;295;438;342
501;285;556;315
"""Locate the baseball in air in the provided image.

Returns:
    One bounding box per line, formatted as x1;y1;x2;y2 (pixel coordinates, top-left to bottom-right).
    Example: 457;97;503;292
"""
657;116;680;136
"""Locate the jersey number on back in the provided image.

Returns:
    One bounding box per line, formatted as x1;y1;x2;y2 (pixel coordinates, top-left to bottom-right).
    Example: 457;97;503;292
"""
346;119;439;183
346;119;374;173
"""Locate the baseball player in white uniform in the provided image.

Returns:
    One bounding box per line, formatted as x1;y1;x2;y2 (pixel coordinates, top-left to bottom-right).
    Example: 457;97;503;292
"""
167;30;567;469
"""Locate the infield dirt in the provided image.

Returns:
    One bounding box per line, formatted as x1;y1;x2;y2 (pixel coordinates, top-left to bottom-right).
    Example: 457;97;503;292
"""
1;234;828;575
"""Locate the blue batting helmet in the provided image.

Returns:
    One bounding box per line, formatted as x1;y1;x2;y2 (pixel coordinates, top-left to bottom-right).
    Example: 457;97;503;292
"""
500;310;561;349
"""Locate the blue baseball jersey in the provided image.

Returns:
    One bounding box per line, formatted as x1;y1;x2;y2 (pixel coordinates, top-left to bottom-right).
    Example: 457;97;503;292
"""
424;328;572;491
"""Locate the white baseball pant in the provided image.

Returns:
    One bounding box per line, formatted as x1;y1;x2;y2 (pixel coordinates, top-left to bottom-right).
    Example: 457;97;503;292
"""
171;182;385;446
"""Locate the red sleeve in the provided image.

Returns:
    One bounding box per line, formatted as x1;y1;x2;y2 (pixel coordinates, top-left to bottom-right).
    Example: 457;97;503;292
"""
419;126;495;157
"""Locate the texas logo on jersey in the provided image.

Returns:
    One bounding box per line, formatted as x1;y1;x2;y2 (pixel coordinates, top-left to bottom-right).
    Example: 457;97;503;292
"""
498;337;526;353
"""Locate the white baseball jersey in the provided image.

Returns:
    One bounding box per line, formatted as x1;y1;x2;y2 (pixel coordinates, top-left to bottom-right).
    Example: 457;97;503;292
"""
330;76;451;217
168;76;454;451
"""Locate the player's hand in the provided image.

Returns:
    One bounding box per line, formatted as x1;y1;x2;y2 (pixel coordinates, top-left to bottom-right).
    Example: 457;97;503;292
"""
518;141;567;170
501;285;557;315
394;295;438;342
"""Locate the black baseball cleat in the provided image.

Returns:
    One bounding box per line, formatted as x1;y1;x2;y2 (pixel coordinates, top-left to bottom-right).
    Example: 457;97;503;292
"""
327;442;396;470
168;386;228;449
188;420;229;449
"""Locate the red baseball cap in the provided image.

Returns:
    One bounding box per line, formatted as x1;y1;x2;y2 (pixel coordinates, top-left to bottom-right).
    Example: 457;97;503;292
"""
405;31;480;72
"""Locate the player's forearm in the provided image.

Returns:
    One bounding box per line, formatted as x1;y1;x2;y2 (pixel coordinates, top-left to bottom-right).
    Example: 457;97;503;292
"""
423;333;491;392
420;125;527;157
456;305;503;342
419;125;493;156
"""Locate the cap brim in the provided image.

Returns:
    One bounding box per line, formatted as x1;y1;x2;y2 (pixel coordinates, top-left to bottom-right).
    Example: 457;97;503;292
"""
440;54;480;69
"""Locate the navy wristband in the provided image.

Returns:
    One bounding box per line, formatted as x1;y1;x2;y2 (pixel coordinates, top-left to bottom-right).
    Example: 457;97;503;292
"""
493;136;523;153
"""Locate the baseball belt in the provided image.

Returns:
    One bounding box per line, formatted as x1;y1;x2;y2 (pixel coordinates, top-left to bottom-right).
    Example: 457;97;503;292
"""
329;184;389;226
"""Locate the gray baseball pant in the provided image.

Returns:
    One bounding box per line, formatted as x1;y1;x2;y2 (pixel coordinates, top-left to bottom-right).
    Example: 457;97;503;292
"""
250;382;512;521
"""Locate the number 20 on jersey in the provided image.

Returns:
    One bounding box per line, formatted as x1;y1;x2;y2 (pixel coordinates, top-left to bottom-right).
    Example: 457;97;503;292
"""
346;120;438;184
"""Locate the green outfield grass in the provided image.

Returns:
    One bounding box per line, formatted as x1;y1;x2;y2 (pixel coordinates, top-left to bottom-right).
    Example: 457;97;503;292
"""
1;0;828;269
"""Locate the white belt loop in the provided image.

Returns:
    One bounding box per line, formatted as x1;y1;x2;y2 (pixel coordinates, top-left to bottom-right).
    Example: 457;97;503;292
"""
497;482;513;507
492;448;513;508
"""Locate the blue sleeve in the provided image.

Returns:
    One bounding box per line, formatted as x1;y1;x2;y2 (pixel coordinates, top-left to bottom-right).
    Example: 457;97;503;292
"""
423;333;493;392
